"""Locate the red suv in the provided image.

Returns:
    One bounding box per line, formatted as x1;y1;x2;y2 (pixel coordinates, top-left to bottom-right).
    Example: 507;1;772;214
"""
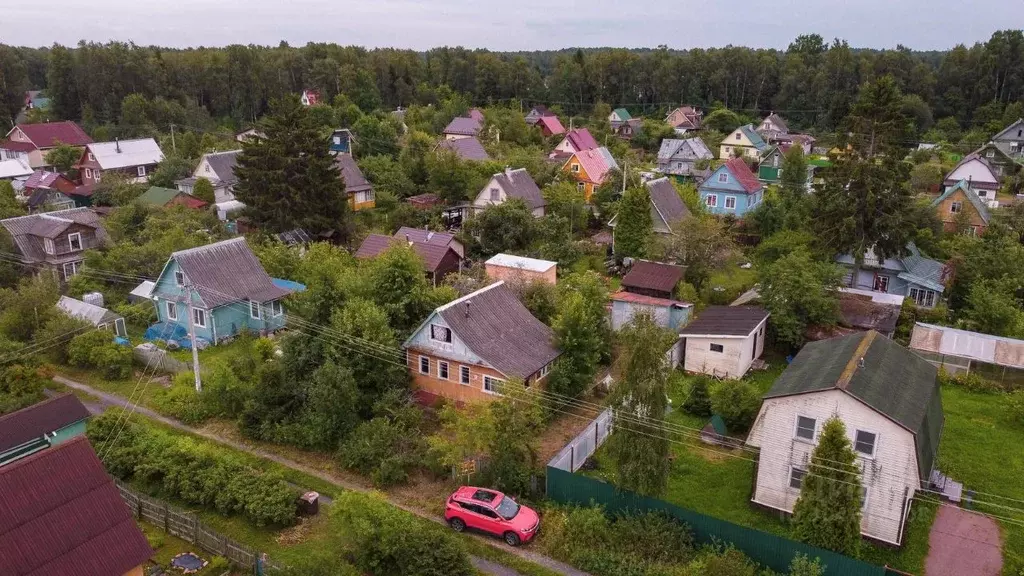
444;486;540;546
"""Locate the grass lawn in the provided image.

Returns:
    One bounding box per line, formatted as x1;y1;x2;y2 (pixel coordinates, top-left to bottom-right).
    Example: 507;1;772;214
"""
140;520;238;575
935;385;1024;575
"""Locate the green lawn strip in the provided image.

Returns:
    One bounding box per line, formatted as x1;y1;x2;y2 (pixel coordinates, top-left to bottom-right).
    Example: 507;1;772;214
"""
58;365;164;410
859;498;936;574
935;385;1024;575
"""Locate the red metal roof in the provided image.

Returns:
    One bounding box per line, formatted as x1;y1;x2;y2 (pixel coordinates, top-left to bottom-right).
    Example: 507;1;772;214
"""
724;157;763;194
15;121;93;148
0;140;38;153
0;436;153;576
610;290;691;308
538;115;565;135
0;393;90;454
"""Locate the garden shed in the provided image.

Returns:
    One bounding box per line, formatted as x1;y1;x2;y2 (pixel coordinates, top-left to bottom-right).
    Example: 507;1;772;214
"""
56;295;127;338
910;322;1024;387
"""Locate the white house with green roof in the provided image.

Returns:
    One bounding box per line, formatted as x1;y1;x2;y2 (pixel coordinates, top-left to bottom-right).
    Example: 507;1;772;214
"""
608;108;632;129
746;330;944;546
720;124;767;160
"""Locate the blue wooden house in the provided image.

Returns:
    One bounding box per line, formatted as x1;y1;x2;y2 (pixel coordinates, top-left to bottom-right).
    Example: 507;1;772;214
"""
150;237;293;345
329;129;355;155
835;243;950;309
697;158;765;217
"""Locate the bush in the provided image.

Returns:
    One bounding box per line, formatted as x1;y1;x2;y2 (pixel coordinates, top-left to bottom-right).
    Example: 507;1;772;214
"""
151;376;215;424
682;376;713;417
34;313;93;365
68;330;133;380
112;301;157;328
937;367;1001;394
337;414;423;488
689;545;757;576
710;379;761;432
787;553;825;576
1007;389;1024;425
206;556;229;573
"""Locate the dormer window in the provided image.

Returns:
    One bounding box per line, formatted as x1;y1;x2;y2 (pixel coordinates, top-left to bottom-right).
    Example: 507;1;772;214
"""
87;152;94;162
68;232;82;251
44;238;55;255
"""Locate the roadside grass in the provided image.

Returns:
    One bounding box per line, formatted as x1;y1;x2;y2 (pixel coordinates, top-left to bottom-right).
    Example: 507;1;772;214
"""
935;385;1024;575
57;365;165;410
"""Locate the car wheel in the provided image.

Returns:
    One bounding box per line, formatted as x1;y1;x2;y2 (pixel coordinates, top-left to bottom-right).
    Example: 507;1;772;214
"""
449;517;466;532
504;531;521;546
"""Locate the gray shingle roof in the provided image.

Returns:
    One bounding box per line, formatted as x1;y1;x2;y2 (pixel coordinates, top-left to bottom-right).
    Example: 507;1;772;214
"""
491;169;545;210
203;150;241;184
335;154;372;194
425;282;559;379
165;237;291;309
646;178;690;230
763;331;943;484
442;117;483;136
437;137;490;161
678;305;768;336
656;137;713;163
0;208;107;263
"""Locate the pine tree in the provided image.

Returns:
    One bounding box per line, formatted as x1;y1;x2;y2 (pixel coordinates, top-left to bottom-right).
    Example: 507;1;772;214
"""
234;95;348;237
792;417;863;555
613;186;652;258
606;311;675;496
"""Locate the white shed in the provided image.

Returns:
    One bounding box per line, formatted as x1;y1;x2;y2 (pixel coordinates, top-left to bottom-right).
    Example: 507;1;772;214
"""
56;296;127;338
678;306;769;379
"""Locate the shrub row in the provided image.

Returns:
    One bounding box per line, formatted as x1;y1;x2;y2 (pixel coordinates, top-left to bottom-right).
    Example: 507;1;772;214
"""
88;412;298;527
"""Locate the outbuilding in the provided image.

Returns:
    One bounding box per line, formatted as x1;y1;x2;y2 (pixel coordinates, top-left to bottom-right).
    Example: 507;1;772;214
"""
678;306;769;378
485;254;557;285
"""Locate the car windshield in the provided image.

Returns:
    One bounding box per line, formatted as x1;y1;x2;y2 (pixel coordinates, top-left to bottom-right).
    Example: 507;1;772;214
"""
495;496;520;520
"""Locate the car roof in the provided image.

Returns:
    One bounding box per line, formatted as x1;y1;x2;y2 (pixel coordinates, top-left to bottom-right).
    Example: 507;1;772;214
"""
454;486;503;504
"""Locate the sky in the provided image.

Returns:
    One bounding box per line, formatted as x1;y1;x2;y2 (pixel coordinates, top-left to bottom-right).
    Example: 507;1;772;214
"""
4;0;1024;52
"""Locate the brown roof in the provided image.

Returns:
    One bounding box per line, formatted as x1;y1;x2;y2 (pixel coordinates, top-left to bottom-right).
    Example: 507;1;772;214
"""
0;394;90;454
0;437;153;576
621;261;685;294
838;293;901;334
15;121;93;148
334;154;372;194
428;282;559;378
679;306;769;337
355;233;457;273
160;237;291;309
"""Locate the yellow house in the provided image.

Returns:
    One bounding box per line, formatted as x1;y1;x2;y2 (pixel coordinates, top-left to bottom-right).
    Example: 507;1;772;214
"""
561;147;618;202
336;154;375;211
720;124;768;160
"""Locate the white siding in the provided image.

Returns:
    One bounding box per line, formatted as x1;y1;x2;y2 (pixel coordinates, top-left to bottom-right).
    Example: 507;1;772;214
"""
473;177;506;209
745;389;921;545
682;320;765;378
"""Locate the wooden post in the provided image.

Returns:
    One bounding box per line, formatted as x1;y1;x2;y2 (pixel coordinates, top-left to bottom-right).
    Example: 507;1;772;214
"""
164;502;170;533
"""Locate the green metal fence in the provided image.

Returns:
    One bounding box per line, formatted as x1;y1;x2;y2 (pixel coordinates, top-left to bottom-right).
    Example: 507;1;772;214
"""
546;466;887;576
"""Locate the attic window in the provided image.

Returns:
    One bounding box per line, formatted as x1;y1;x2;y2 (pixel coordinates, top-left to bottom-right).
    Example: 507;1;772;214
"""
735;133;741;140
489;188;500;202
718;173;728;183
854;430;877;458
986;150;995;158
795;416;816;440
950;201;962;214
87;153;94;162
174;271;185;286
430;324;452;343
68;232;82;251
571;163;580;173
204;164;211;172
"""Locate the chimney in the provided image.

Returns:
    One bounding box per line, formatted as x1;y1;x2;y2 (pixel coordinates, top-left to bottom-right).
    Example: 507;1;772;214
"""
115;138;121;153
464;301;471;318
405;233;412;246
505;165;513;178
858;357;865;369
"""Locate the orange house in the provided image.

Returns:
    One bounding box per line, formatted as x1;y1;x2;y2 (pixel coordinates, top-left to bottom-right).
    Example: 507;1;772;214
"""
561;147;618;202
402;281;560;405
930;179;992;236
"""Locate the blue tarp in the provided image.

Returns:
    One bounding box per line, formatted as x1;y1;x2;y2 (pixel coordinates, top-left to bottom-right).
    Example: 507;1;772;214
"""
143;321;209;350
272;278;307;292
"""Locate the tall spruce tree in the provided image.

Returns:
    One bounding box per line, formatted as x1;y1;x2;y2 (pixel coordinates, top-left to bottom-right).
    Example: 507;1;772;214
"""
792;417;863;555
606;311;675;496
613;185;653;258
234;95;348;237
813;75;915;264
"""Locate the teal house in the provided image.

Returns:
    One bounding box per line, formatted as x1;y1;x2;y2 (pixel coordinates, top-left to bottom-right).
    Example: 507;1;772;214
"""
0;394;90;467
757;146;785;183
698;157;765;217
150;237;293;345
330;129;355;155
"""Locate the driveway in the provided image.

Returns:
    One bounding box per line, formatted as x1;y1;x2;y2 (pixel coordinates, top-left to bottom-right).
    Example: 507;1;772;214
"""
925;505;1002;576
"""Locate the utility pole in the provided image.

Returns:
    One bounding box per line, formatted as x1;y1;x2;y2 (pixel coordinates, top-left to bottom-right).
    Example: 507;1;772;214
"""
170;124;177;154
621;160;627;196
184;282;202;392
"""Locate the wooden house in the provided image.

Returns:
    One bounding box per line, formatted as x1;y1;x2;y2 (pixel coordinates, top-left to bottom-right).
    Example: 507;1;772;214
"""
562;147;618;201
473;168;546;217
1;121;93;169
941;153;999;202
0;207;109;282
665;106;703;133
656;137;713;178
720;124;767;160
930;179;992;235
75;138;164;185
835;243;949;309
698;158;764;217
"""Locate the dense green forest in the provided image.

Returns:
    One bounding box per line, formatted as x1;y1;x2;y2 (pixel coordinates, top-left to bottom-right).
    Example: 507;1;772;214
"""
1;31;1023;137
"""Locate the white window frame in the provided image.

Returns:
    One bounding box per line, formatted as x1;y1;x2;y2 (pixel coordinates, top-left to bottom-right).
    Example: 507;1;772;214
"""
44;238;55;255
174;270;185;286
724;196;737;210
577;182;585;192
94;171;101;183
860;486;869;510
489;188;500;202
874;275;889;293
950;201;962;214
271;300;283;317
539;362;551;379
854;429;878;458
419;356;430;374
460;365;471;385
438;361;449;380
717;172;728;183
137;165;147;177
84;168;93;179
483;376;504;394
977;189;988;197
986;150;995;158
67;232;82;251
430;324;452;343
62;260;81;281
166;301;178;321
794;415;816;441
250;300;261;320
87;152;95;162
192;307;207;328
705;194;718;207
789;466;807;490
571;163;580;173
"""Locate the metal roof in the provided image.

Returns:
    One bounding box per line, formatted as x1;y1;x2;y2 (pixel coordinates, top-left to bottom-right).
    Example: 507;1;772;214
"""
0;394;90;455
486;253;557;273
911;322;1024;369
86;138;164;170
56;296;121;326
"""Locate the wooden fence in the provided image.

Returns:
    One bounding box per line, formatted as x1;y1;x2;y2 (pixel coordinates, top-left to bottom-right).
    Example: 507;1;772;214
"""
114;478;278;574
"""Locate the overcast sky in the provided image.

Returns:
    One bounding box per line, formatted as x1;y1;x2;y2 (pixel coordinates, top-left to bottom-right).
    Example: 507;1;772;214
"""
5;0;1023;52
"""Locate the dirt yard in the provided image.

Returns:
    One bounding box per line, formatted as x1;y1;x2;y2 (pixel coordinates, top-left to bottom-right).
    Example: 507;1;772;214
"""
925;506;1003;576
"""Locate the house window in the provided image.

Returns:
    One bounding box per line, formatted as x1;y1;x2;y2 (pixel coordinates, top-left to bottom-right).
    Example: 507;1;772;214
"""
571;163;580;173
94;172;101;183
789;467;807;490
735;132;741;140
909;288;936;308
724;146;731;153
860;486;869;510
419;356;430;374
577;182;585;192
137;165;147;177
460;366;471;385
430;324;452;343
204;164;211;172
166;301;177;321
84;168;93;179
62;260;81;280
854;430;877;457
873;275;889;293
192;308;206;328
483;376;504;394
67;233;82;251
438;361;449;380
333;136;342;145
986;150;995;158
709;343;724;353
717;172;728;183
724;196;737;209
950;201;962;214
978;190;988;197
777;169;783;178
675;161;683;169
44;238;55;254
250;301;261;320
795;415;816;441
489;188;500;202
175;271;185;286
271;300;283;316
539;362;552;378
705;194;718;207
773;156;779;167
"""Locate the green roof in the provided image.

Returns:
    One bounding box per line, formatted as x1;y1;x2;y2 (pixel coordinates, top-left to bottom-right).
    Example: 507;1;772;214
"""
613;108;632;120
137;186;181;207
764;331;943;484
709;414;728;436
930;180;991;224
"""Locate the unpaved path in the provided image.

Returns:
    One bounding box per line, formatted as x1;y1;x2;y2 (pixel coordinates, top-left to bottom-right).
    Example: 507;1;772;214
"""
925;505;1002;576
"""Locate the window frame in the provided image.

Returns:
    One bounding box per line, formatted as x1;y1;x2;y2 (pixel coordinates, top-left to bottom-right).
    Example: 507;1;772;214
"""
438;361;449;380
539;362;551;378
430;324;452;344
705;194;718;207
166;301;178;321
724;196;737;210
460;365;471;385
789;466;807;490
483;375;504;394
571;163;580;173
44;238;55;255
137;165;147;177
854;429;878;458
874;275;890;293
794;415;816;441
950;201;962;214
67;232;82;251
87;152;95;162
271;300;283;317
250;300;261;320
174;270;185;286
717;172;728;183
489;187;500;202
419;356;430;375
192;307;207;328
709;343;724;353
62;260;81;281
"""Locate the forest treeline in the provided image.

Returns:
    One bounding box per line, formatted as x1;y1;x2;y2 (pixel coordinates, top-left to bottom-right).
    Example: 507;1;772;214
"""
0;31;1022;135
